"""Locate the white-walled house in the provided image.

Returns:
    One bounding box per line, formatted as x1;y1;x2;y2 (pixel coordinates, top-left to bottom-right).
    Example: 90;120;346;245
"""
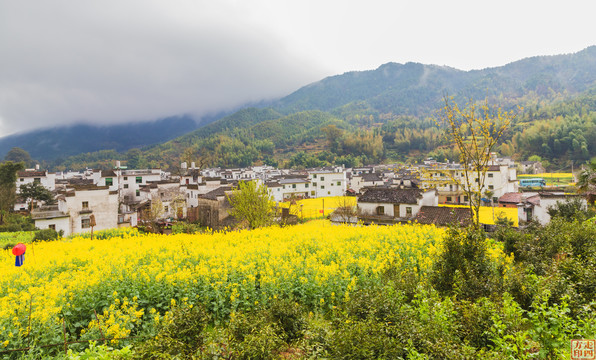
357;188;438;224
143;181;187;219
120;169;164;203
14;168;57;211
275;178;312;201
418;163;518;205
308;170;347;198
32;185;119;236
498;191;588;225
97;170;119;192
350;173;384;193
16;168;56;192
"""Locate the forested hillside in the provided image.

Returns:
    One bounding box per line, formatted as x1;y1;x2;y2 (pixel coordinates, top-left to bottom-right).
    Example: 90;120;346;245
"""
6;46;596;171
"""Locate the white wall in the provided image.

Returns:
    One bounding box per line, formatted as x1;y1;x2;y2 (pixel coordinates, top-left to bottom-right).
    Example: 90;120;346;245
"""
358;202;395;217
310;171;346;198
35;217;70;235
65;188;118;235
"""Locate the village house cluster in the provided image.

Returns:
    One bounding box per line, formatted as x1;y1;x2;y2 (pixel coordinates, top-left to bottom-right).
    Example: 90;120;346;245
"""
15;155;584;236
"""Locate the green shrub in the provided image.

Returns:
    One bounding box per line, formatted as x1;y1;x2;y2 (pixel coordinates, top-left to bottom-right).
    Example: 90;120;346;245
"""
227;311;283;360
33;228;60;242
268;298;306;343
133;303;211;359
171;222;205;234
431;227;502;300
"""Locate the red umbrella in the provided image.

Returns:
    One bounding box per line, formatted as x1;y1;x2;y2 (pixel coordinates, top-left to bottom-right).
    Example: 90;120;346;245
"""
12;243;26;256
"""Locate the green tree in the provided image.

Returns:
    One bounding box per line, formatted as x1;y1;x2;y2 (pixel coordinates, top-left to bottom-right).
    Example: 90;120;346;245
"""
435;97;518;229
19;182;55;211
0;161;25;224
227;181;274;229
125;148;147;169
577;161;596;197
4;147;33;167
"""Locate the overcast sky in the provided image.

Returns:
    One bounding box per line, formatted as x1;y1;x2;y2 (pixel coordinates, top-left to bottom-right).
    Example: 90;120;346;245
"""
1;0;594;136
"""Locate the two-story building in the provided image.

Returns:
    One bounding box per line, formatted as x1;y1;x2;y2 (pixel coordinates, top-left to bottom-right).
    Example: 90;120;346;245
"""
32;185;121;236
308;169;347;198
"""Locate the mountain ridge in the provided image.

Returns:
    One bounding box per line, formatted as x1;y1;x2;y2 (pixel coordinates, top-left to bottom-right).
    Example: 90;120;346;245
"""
2;46;595;168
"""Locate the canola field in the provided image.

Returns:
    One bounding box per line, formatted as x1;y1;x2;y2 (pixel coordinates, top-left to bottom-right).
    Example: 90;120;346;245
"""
278;196;357;219
0;221;466;353
440;204;519;227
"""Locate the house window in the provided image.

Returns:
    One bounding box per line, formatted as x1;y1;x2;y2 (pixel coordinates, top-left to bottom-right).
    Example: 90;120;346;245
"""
337;181;341;186
123;176;128;180
488;173;493;178
328;191;331;195
164;206;169;212
105;178;113;186
376;206;385;215
82;201;89;209
49;224;55;230
493;197;498;203
463;196;468;202
320;176;325;181
313;182;317;187
488;185;494;190
136;177;142;184
124;184;128;189
311;191;315;196
305;183;309;188
447;196;452;202
313;174;317;178
292;184;296;189
320;185;325;189
34;178;41;184
20;178;24;182
406;207;412;216
81;217;91;229
136;190;140;197
283;185;286;189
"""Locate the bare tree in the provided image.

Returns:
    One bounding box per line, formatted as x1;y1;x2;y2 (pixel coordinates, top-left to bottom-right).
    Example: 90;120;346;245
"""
435;97;519;229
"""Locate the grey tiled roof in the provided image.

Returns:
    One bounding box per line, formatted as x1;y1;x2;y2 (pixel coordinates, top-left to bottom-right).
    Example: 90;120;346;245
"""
414;206;472;226
358;188;423;204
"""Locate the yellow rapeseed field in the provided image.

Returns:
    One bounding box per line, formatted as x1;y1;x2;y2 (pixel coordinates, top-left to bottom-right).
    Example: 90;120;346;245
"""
0;220;510;352
440;204;519;227
279;196;357;219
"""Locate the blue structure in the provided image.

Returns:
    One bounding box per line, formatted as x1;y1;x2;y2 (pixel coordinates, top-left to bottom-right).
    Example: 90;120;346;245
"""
519;178;546;187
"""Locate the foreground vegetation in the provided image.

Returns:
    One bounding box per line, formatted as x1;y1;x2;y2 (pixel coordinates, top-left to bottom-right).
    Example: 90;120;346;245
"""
1;212;595;359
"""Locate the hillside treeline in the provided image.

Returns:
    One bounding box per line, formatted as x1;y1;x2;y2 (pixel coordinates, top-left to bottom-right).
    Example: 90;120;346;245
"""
35;88;596;172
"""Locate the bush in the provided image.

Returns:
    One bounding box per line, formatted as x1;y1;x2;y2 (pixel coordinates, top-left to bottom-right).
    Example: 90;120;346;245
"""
134;303;211;359
268;298;306;343
431;226;502;300
33;228;60;242
171;222;205;234
227;310;283;360
547;197;594;222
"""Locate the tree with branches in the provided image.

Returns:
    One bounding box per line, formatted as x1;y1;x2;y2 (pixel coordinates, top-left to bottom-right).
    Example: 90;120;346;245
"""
0;161;25;224
19;182;55;211
227;181;274;229
435;97;519;229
